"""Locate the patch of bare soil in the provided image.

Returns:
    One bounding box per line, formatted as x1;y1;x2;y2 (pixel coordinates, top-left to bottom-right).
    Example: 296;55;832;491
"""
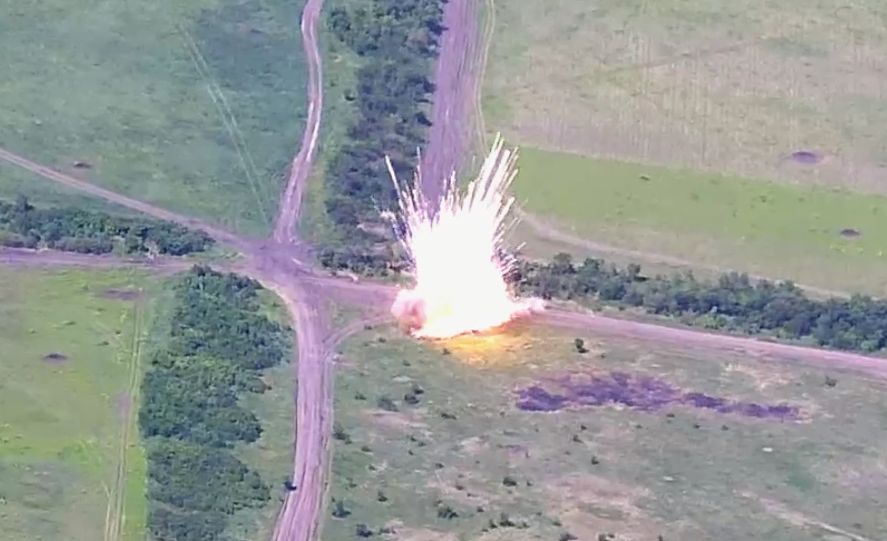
543;474;669;540
363;409;428;434
42;352;68;363
383;524;457;541
101;288;143;301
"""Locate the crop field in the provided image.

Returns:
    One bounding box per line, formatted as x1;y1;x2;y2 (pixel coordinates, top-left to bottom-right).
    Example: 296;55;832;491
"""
483;0;887;194
324;324;887;541
0;0;307;235
510;147;887;295
0;268;159;541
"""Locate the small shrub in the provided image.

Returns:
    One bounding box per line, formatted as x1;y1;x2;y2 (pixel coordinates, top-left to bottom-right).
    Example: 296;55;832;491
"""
560;533;578;541
376;489;388;502
502;475;518;487
355;523;374;537
333;423;352;444
377;396;398;412
332;500;350;518
437;504;459;520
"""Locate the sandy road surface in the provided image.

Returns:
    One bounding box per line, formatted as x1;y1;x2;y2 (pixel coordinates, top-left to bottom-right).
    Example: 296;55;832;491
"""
272;0;324;244
419;0;481;204
6;246;886;383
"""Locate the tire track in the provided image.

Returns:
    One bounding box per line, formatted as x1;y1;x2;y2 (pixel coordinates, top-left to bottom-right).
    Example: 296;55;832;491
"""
272;0;324;243
104;298;144;541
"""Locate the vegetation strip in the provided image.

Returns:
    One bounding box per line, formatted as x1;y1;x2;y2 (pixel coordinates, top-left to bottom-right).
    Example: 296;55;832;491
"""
139;266;289;540
516;253;887;353
0;196;213;255
323;0;445;234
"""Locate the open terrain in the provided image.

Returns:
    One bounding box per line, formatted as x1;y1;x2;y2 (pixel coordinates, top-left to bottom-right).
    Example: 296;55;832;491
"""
477;0;887;294
484;0;887;193
0;0;308;235
0;267;158;541
2;2;887;541
511;147;887;295
325;324;887;541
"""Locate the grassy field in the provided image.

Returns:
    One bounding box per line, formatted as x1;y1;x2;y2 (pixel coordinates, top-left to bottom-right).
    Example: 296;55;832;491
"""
510;146;887;295
323;324;887;541
483;0;887;194
0;268;160;541
0;0;307;236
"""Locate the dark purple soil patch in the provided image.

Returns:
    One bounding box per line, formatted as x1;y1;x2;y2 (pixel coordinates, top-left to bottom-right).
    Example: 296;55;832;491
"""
42;352;68;363
101;288;142;301
789;150;822;164
517;372;799;421
839;228;861;238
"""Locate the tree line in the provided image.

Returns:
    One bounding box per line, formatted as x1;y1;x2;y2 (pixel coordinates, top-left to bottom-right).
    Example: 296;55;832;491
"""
318;243;887;354
139;266;289;541
324;0;444;235
0;195;213;255
514;253;887;353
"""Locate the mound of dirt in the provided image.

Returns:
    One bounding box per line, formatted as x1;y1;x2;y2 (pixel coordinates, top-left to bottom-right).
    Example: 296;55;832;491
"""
43;352;68;363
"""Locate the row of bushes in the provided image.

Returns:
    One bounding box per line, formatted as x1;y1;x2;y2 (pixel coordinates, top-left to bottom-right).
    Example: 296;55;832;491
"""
0;195;213;255
324;0;445;233
140;266;289;540
514;253;887;353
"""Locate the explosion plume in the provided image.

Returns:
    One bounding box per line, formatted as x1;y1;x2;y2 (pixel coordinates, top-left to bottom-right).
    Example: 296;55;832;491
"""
386;135;541;339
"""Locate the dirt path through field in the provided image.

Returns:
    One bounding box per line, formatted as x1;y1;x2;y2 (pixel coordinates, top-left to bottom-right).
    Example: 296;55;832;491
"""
419;0;481;204
272;0;324;244
518;210;848;298
0;147;248;249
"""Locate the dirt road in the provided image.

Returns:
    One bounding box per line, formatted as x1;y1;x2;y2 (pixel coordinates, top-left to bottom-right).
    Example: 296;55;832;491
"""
0;147;247;249
272;0;324;244
419;0;481;204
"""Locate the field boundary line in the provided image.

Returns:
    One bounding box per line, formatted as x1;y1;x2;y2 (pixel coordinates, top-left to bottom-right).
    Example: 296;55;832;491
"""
517;209;849;299
104;298;145;541
178;27;271;228
472;0;495;153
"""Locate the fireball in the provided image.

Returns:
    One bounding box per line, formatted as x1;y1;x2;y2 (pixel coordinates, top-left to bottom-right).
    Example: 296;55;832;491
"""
386;135;541;339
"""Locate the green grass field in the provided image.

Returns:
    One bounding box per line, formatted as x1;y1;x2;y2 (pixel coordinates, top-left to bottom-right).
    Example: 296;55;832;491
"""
0;268;160;541
0;0;307;235
324;324;887;541
511;147;887;295
483;0;887;193
226;290;296;540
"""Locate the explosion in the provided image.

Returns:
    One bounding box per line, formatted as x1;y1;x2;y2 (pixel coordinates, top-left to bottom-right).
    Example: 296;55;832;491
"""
386;135;541;339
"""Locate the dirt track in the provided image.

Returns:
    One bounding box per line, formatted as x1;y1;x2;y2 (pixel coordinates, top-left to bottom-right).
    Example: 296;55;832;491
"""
272;0;324;244
419;0;481;204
